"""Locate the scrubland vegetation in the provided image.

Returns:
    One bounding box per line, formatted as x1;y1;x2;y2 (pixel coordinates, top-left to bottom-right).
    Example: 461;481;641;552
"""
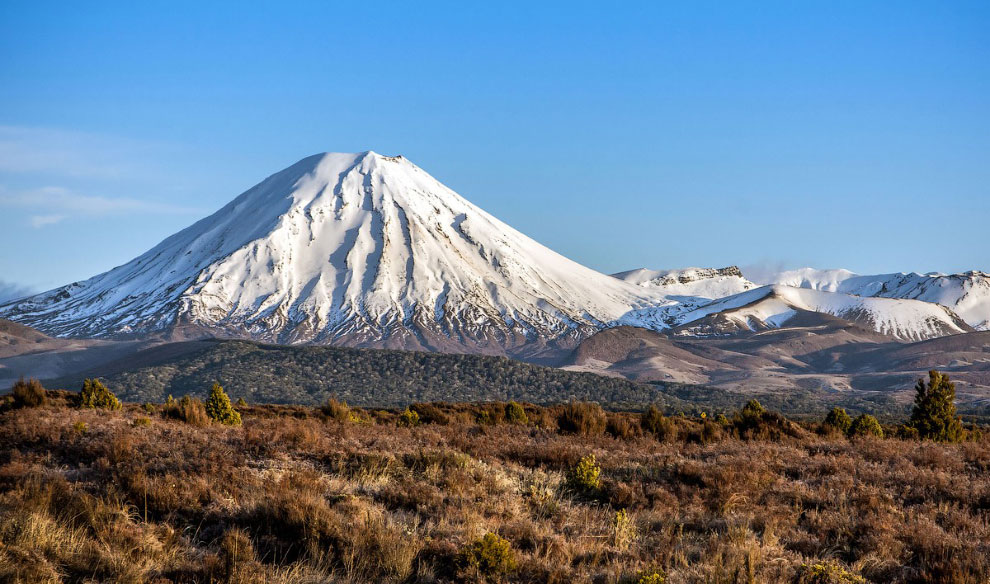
57;340;702;409
0;377;988;583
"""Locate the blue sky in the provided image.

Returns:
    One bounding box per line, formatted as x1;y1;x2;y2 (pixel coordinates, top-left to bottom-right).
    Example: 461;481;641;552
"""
1;1;988;296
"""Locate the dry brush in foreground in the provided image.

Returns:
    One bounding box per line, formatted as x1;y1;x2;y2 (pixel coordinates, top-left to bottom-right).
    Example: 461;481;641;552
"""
0;393;988;583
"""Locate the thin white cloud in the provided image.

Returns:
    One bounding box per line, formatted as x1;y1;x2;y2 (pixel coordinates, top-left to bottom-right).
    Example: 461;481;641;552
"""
0;125;160;179
741;260;794;285
0;185;203;227
29;214;67;228
0;281;35;303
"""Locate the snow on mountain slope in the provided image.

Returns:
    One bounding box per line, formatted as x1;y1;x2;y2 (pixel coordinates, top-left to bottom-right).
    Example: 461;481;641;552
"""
758;268;858;291
612;266;756;304
758;268;990;330
671;285;972;340
0;152;672;355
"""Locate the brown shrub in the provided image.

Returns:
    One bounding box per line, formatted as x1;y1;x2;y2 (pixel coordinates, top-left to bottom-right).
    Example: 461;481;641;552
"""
320;397;351;421
410;402;450;425
164;395;210;426
218;527;256;581
700;420;724;444
342;511;421;583
3;399;990;583
606;413;640;440
558;402;606;435
11;377;46;408
642;405;678;442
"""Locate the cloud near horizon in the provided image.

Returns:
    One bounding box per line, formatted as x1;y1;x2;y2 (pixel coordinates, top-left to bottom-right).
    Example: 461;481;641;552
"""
0;125;158;180
29;214;68;228
0;185;203;228
0;281;35;303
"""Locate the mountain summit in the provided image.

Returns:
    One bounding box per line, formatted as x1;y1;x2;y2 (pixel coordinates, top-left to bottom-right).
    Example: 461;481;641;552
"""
0;152;668;358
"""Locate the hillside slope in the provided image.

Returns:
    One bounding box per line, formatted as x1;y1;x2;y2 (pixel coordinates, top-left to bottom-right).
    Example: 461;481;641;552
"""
48;339;696;409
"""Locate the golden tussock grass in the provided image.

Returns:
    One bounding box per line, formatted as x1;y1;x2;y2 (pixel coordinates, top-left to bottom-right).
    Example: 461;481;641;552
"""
0;398;988;583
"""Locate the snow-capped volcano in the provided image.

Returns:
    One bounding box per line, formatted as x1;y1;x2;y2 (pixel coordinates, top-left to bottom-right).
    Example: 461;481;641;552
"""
0;152;670;357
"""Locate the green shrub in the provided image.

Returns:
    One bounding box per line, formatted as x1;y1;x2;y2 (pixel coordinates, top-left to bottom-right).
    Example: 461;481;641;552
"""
568;454;602;492
505;401;528;425
205;382;241;426
823;407;852;434
11;377;46;408
848;414;883;438
558;401;606;435
236;397;248;407
730;401;802;441
796;561;866;583
910;370;963;443
134;416;152;427
715;413;730;426
460;532;516;581
79;379;121;411
740;399;766;420
896;424;920;440
398;407;420;427
142;402;156;414
638;572;666;584
72;421;88;434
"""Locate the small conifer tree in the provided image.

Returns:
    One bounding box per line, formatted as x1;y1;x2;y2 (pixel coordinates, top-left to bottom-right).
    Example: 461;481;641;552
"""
740;399;766;420
910;370;963;442
80;378;122;411
205;382;241;426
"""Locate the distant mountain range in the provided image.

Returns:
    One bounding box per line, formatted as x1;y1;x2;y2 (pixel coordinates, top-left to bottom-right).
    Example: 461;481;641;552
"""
758;268;990;331
1;152;987;408
614;265;988;338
